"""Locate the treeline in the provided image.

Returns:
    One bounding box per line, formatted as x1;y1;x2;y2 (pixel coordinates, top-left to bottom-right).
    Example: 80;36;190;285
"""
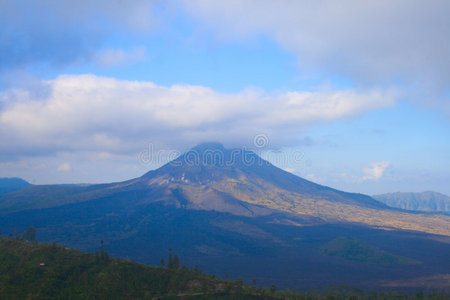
2;226;37;243
0;234;448;299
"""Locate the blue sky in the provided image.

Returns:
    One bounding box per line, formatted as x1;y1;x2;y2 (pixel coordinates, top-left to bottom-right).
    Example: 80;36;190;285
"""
0;1;449;195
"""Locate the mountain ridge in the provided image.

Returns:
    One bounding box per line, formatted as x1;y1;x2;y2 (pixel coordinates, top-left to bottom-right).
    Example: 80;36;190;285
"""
373;191;450;213
0;177;32;195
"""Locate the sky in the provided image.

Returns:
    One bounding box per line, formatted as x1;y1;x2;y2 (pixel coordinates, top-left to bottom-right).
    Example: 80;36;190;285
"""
0;0;449;195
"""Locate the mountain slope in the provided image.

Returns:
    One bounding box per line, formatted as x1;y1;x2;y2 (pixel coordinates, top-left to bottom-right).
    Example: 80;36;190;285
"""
373;191;450;213
0;177;32;195
1;200;449;291
134;143;450;236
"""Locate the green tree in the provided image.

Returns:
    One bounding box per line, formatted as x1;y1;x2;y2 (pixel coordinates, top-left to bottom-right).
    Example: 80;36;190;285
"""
235;277;244;294
415;290;424;299
270;284;276;294
22;227;37;244
181;262;188;271
99;240;110;263
168;248;173;268
173;254;180;269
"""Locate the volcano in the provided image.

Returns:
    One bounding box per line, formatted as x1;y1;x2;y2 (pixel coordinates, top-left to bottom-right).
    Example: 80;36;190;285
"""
2;143;448;235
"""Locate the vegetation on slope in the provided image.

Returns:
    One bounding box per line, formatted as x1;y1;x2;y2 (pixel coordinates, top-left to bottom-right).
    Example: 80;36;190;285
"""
320;236;420;265
0;236;269;299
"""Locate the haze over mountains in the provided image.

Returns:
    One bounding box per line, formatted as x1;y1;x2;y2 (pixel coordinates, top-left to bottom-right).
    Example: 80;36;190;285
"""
0;143;449;290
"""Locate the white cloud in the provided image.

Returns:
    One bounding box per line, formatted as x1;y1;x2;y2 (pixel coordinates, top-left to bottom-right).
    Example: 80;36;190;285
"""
267;89;394;124
362;161;390;181
305;173;325;184
284;168;295;174
0;74;395;157
57;163;71;172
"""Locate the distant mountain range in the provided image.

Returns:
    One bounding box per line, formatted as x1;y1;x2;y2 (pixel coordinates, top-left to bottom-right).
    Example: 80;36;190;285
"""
373;191;450;213
0;143;449;290
0;177;31;195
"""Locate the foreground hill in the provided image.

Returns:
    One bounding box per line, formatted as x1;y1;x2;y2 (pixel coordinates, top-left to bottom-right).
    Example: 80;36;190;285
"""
0;177;31;195
373;191;450;214
0;237;269;299
1;237;448;299
0;143;450;290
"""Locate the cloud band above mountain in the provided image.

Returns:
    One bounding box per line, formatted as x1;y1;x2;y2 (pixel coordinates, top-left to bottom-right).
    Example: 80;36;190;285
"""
0;74;395;158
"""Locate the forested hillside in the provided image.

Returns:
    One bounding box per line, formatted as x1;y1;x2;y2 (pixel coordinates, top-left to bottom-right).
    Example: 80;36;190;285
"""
0;236;267;299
